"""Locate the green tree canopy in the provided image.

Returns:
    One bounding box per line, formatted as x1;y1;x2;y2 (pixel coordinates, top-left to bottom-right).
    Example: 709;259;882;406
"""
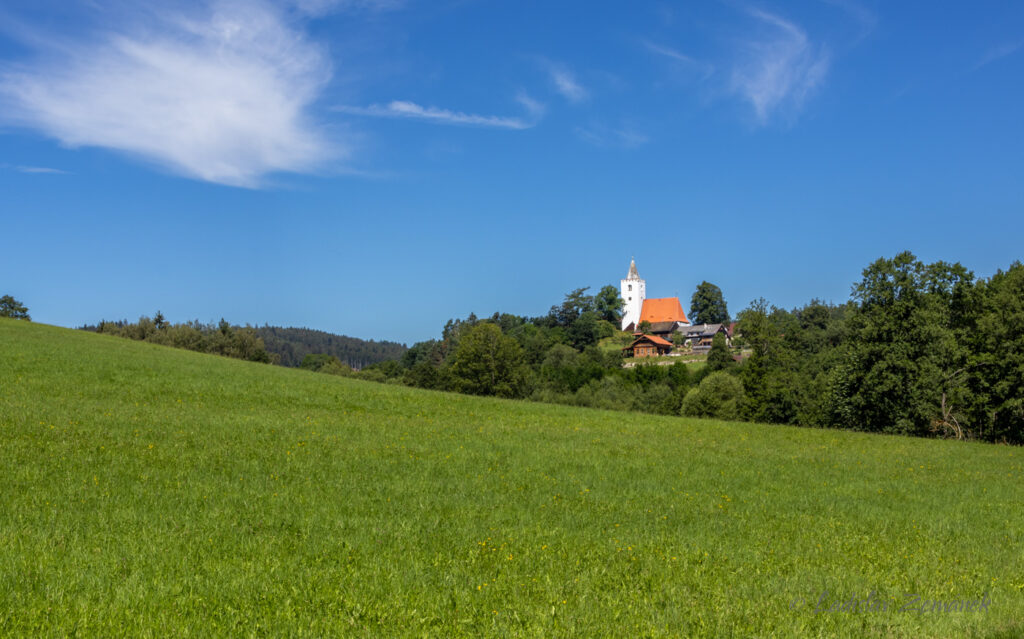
666;360;691;391
0;295;30;320
566;311;616;349
735;299;799;424
252;325;406;369
594;285;624;323
401;340;444;369
301;353;339;372
548;287;595;327
705;332;734;372
736;298;780;360
828;252;974;437
690;282;729;324
94;315;273;364
300;354;352;376
681;371;744;420
966;262;1024;442
449;323;528;398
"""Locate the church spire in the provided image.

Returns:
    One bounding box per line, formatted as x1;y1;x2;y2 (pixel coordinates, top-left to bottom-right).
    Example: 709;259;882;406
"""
627;258;640;280
620;257;646;331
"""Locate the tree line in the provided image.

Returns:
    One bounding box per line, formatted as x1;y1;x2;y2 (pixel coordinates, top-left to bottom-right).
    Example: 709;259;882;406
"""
253;326;406;369
81;315;273;363
78;317;408;369
316;255;1022;444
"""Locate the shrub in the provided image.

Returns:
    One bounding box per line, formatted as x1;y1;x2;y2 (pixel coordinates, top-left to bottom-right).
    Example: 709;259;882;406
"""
681;371;745;420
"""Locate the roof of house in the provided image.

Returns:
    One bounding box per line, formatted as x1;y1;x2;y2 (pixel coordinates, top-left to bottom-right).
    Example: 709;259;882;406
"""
682;323;726;338
645;334;674;347
625;333;674;349
639;297;689;324
648;321;681;334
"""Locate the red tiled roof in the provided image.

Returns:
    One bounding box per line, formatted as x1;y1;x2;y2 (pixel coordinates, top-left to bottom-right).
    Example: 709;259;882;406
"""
639;297;689;324
625;334;674;348
644;334;673;347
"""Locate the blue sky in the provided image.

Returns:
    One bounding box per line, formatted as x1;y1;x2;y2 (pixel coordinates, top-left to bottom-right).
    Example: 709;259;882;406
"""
1;0;1022;345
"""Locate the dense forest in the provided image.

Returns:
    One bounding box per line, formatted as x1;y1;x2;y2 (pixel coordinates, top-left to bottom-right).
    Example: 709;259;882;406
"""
316;252;1022;444
253;326;406;369
78;319;407;369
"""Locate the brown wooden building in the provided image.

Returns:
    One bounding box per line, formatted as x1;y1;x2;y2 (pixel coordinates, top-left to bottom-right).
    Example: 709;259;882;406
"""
623;333;674;358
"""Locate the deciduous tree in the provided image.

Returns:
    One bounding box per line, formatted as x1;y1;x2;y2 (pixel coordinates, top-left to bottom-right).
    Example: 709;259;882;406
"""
0;295;30;320
449;323;528;398
681;371;744;420
594;285;624;323
828;252;973;437
690;282;729;324
549;288;595;327
705;332;734;372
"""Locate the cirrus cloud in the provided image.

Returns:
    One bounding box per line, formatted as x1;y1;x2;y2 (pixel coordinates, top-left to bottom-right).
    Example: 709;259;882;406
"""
729;8;830;124
0;1;337;187
542;62;588;103
335;100;537;129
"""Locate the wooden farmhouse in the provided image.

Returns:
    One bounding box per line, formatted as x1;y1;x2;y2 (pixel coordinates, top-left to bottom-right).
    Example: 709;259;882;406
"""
681;323;731;351
623;333;674;358
647;320;686;342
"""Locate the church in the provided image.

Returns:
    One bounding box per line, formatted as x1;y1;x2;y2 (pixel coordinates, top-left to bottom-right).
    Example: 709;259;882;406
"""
620;259;691;338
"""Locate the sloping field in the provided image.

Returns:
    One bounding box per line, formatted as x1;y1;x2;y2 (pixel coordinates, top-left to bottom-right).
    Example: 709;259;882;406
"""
1;319;1021;637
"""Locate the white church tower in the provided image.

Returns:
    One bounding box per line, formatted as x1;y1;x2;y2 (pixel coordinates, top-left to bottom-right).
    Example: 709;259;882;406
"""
620;258;646;331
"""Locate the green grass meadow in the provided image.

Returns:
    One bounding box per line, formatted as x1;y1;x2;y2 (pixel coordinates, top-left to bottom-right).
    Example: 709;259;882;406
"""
1;318;1022;637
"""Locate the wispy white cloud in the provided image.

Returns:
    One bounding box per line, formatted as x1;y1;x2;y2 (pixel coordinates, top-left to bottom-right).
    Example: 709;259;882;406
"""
515;91;546;119
289;0;404;17
0;163;69;174
545;64;588;103
729;8;830;123
974;41;1023;70
574;122;648;148
0;1;337;187
336;100;536;129
17;165;69;174
644;41;697;65
821;0;877;41
643;40;715;78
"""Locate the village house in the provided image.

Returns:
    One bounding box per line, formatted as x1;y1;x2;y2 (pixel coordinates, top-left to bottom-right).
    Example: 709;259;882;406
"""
681;323;730;351
622;333;674;358
647;320;687;342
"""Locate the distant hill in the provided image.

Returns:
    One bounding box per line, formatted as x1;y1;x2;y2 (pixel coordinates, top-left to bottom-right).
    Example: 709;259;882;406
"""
254;325;406;369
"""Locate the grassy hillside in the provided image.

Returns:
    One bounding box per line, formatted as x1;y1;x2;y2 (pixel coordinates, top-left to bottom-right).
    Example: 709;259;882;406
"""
1;318;1021;637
